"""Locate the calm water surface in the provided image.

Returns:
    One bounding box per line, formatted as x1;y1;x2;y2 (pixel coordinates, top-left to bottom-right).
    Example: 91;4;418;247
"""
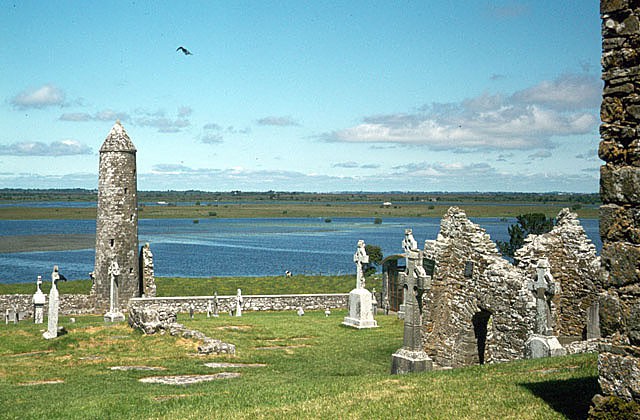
0;217;600;284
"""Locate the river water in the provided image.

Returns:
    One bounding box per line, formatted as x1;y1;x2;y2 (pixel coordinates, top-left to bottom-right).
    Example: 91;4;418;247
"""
0;216;600;284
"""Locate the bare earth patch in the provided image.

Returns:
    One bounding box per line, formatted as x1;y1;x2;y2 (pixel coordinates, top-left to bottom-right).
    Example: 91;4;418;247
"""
204;362;266;368
110;366;167;371
139;372;240;385
19;379;64;386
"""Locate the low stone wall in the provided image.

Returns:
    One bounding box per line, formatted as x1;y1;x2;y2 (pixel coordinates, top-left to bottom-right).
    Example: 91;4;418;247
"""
129;293;349;314
1;294;97;319
1;293;348;320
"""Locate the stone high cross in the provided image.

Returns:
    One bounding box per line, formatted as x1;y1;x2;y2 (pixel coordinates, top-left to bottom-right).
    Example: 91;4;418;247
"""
353;239;369;289
108;260;121;314
532;258;556;335
391;247;433;374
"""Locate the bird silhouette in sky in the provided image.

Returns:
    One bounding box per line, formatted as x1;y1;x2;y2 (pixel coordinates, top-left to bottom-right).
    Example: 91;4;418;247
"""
176;46;193;55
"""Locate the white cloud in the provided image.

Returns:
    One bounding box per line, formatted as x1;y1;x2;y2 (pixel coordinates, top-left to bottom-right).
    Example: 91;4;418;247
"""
11;84;65;109
257;116;300;127
528;150;553;160
60;109;130;122
0;140;92;156
323;73;600;151
135;109;190;133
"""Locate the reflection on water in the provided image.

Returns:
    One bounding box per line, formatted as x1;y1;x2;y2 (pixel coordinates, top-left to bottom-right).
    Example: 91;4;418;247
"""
0;217;601;284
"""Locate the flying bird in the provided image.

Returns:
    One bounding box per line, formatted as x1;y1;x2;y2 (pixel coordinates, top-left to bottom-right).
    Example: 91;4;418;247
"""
176;46;193;55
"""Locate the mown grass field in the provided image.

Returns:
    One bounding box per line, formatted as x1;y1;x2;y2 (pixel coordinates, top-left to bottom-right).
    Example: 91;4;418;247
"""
0;310;598;419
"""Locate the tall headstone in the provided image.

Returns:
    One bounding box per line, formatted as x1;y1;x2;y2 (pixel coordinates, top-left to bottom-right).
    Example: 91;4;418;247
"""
524;258;566;359
104;260;125;322
235;289;243;317
32;275;46;324
343;240;378;329
94;121;140;311
213;292;219;317
592;2;640;415
391;235;433;374
43;266;64;339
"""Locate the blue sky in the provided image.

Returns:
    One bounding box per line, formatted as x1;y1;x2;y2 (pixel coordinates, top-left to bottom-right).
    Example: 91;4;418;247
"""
0;1;602;192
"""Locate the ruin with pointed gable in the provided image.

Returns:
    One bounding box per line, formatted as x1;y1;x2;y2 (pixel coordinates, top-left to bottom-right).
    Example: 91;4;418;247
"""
407;206;601;369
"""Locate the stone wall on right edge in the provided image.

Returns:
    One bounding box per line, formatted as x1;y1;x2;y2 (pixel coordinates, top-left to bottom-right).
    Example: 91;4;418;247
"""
591;1;640;416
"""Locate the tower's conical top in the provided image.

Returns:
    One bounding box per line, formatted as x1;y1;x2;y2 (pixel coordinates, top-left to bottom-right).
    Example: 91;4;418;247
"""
100;120;136;153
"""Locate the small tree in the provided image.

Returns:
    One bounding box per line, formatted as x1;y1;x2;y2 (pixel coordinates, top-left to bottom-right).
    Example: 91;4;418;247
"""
497;213;554;258
364;244;383;276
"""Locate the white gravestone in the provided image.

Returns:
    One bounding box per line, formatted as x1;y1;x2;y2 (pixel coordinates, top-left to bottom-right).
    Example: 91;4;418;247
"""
343;240;378;329
43;266;64;339
33;275;46;324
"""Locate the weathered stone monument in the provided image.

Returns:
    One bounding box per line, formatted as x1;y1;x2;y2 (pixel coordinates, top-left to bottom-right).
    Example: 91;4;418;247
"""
32;275;46;324
213;292;219;317
140;243;156;298
590;2;640;415
43;266;65;339
94;121;140;311
391;230;432;374
235;289;243;317
343;240;378;329
524;259;566;359
104;260;125;322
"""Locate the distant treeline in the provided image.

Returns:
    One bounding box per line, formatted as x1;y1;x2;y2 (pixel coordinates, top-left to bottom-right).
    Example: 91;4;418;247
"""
0;188;601;205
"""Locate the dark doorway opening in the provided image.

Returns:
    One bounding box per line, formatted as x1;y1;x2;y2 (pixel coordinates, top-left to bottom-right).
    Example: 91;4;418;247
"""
472;309;492;364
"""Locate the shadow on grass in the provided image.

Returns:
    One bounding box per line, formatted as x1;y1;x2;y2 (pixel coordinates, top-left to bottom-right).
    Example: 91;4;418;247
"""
519;376;599;420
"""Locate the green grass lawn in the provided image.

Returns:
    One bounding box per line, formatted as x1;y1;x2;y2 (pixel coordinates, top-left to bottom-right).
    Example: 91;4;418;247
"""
0;310;598;419
0;275;361;296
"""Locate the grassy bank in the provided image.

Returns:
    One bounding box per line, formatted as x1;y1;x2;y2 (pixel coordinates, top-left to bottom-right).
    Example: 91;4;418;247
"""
0;275;359;296
0;202;599;220
0;311;598;419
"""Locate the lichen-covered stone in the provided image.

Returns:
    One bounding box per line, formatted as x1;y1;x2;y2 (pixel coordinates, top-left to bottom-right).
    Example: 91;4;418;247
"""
516;209;600;337
600;165;640;204
94;121;139;311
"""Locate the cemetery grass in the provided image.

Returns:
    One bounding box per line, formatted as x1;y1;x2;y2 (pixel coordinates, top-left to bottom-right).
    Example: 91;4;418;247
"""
0;275;359;295
0;311;598;419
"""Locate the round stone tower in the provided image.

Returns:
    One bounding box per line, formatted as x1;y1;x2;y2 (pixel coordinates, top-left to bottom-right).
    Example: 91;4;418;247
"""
94;121;140;310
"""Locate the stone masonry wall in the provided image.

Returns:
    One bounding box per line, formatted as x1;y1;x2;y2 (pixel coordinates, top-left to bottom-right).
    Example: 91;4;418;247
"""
515;208;600;338
422;207;535;368
1;293;348;319
94;122;139;311
0;294;97;318
591;1;640;414
129;294;349;315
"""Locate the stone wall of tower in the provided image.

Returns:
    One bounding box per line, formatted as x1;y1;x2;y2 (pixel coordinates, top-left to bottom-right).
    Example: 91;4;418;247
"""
94;122;140;310
591;1;640;415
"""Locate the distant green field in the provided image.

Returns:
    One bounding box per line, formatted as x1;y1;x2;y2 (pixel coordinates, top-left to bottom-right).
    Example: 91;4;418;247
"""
0;202;598;220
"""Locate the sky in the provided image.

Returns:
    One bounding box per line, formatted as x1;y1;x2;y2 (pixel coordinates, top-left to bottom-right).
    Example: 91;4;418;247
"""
0;1;602;193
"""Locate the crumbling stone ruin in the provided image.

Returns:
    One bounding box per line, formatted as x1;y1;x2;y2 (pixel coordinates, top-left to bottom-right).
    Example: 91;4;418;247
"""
422;207;534;368
590;1;640;416
421;206;599;369
139;243;156;298
94;121;140;311
128;303;235;355
515;208;600;339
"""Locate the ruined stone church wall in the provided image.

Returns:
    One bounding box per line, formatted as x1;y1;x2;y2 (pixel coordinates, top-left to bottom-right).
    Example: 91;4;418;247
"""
422;207;535;368
591;1;640;412
515;208;600;338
